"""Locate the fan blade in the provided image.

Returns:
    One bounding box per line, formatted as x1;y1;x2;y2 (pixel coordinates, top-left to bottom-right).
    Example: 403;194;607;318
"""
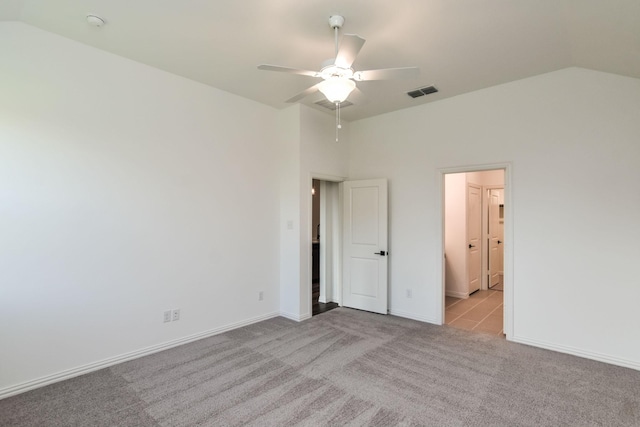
334;34;365;69
354;67;419;81
286;83;321;103
258;64;319;78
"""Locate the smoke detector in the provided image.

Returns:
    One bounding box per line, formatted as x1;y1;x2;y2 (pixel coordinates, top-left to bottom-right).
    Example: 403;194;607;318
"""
86;14;105;27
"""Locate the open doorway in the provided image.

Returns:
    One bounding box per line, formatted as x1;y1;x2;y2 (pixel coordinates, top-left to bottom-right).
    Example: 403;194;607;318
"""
311;179;339;316
443;169;506;336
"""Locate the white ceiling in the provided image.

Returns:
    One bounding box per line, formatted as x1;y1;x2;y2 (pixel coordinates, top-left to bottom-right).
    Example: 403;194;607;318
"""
2;0;639;121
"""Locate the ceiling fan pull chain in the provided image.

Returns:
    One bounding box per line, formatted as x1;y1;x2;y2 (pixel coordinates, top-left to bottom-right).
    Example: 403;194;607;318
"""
335;101;340;142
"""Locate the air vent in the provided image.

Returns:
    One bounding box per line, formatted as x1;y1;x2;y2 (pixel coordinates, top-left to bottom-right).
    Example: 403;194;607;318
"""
407;85;438;98
314;99;354;110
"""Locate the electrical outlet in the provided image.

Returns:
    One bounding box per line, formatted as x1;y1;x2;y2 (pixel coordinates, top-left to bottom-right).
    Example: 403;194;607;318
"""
259;291;264;301
406;289;412;299
172;309;180;321
163;310;172;323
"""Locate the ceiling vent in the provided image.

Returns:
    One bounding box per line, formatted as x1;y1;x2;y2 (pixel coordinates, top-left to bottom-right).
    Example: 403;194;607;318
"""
407;85;438;98
314;99;354;110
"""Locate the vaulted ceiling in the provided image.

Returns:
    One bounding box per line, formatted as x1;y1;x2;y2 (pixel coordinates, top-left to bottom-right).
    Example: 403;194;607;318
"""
1;0;639;121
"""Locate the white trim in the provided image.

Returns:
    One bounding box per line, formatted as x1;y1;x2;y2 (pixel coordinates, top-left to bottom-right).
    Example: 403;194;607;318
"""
445;290;469;299
280;310;311;322
0;311;280;400
336;183;344;307
439;163;510;175
310;172;346;183
435;170;446;328
389;309;440;325
512;335;640;372
503;166;514;339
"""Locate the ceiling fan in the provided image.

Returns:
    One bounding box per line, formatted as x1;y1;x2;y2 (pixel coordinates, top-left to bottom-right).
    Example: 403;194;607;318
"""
258;15;419;106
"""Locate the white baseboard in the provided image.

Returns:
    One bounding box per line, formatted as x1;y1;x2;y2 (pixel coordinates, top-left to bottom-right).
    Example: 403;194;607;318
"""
0;311;280;400
279;311;311;322
389;309;440;325
445;290;468;299
512;335;640;372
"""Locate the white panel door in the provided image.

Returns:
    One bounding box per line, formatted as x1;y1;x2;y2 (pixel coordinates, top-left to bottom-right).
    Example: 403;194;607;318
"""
342;179;388;314
467;184;482;294
488;188;503;288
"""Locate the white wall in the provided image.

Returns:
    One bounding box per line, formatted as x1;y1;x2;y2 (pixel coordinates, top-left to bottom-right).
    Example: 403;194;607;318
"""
277;105;302;320
349;67;640;369
0;22;282;395
298;107;350;318
278;105;350;320
444;173;467;297
467;170;504;187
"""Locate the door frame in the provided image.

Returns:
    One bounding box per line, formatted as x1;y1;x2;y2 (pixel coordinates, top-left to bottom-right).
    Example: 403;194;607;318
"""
306;173;345;318
437;163;513;339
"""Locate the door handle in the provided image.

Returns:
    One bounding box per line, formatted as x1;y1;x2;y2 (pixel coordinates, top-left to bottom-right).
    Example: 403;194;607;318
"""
498;240;502;244
468;244;475;249
374;250;387;256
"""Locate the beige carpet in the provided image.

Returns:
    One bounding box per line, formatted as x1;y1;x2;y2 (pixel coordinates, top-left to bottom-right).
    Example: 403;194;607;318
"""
1;308;639;426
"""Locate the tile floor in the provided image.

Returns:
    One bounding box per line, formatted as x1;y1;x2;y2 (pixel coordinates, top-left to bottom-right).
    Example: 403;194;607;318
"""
445;289;504;337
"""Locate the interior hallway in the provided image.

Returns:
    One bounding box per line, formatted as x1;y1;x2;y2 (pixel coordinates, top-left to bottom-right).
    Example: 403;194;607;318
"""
445;289;504;337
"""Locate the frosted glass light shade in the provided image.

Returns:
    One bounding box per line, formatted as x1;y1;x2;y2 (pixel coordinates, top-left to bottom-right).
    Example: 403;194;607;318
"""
318;77;356;103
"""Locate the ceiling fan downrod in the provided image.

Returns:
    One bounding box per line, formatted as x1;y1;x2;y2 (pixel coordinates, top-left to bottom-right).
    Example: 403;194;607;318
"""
329;15;346;143
329;15;345;57
336;101;342;142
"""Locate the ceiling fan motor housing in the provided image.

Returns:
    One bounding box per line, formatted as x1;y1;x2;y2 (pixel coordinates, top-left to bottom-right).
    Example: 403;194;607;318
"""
319;60;353;80
256;13;419;105
328;15;345;29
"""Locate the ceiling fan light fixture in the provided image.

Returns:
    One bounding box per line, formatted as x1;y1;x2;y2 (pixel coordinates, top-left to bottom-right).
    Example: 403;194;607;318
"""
318;77;356;103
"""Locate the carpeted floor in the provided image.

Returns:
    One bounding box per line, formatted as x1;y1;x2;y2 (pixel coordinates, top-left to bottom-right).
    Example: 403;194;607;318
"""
2;308;639;426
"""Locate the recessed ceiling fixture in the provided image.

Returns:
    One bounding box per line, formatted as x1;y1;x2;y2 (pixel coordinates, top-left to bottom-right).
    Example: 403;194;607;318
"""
86;14;105;27
258;15;419;142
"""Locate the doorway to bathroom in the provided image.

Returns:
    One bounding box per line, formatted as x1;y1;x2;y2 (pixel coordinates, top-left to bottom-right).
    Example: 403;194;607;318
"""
443;168;506;336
